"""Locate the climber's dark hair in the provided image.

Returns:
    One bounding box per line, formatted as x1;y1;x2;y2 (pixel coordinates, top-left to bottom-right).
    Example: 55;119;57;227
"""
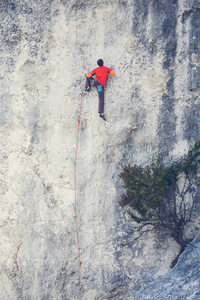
97;59;103;66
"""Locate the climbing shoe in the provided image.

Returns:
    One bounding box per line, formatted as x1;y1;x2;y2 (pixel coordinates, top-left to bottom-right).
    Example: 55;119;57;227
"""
99;113;106;121
85;86;90;92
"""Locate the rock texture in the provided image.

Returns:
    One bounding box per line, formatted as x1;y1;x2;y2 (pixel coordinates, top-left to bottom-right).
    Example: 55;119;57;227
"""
134;233;200;300
1;0;200;299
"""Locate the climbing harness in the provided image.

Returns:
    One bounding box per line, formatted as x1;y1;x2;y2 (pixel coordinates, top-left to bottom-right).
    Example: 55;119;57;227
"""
74;83;85;300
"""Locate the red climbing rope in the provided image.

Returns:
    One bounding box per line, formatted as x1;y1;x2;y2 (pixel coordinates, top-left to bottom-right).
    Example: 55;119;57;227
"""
74;83;85;300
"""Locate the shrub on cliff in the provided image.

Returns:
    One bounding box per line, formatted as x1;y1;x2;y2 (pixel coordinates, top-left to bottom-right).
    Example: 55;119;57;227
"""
119;142;200;250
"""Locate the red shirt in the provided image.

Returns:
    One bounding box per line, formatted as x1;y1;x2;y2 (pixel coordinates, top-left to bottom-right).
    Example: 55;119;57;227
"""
90;66;111;86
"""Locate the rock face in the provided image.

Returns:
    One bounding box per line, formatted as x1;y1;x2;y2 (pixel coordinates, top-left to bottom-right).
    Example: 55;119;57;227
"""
134;233;200;300
1;0;200;299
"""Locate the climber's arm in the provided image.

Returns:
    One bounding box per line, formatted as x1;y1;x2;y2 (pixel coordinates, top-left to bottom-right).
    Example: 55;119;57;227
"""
109;70;115;76
107;67;115;76
86;70;95;78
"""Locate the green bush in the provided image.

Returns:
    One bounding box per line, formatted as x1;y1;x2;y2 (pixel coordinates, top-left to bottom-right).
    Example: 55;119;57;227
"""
119;142;200;249
120;160;169;222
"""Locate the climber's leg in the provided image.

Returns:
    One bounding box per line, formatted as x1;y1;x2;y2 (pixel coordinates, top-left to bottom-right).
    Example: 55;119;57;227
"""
98;86;105;114
85;76;91;91
85;76;95;92
93;81;106;120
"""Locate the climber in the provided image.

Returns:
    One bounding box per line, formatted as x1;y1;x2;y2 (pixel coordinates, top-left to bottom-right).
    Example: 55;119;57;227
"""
85;59;115;121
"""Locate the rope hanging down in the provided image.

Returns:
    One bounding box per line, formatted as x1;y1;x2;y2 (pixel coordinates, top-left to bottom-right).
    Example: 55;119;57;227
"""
74;84;85;300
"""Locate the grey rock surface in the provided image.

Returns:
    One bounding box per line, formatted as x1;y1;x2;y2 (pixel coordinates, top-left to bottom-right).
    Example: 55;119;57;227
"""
1;0;200;299
134;233;200;300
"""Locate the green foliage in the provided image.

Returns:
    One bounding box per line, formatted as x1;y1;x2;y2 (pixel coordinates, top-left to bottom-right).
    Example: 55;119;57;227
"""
119;159;170;222
119;142;200;248
180;141;200;175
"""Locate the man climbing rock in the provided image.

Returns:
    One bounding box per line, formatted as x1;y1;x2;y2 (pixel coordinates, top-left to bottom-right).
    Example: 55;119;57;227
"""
85;59;115;121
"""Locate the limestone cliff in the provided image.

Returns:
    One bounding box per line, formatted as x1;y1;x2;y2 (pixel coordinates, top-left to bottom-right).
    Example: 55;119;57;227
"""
1;0;200;299
134;233;200;300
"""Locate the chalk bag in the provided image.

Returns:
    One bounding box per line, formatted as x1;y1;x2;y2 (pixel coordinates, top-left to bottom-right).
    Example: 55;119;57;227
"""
97;85;103;92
